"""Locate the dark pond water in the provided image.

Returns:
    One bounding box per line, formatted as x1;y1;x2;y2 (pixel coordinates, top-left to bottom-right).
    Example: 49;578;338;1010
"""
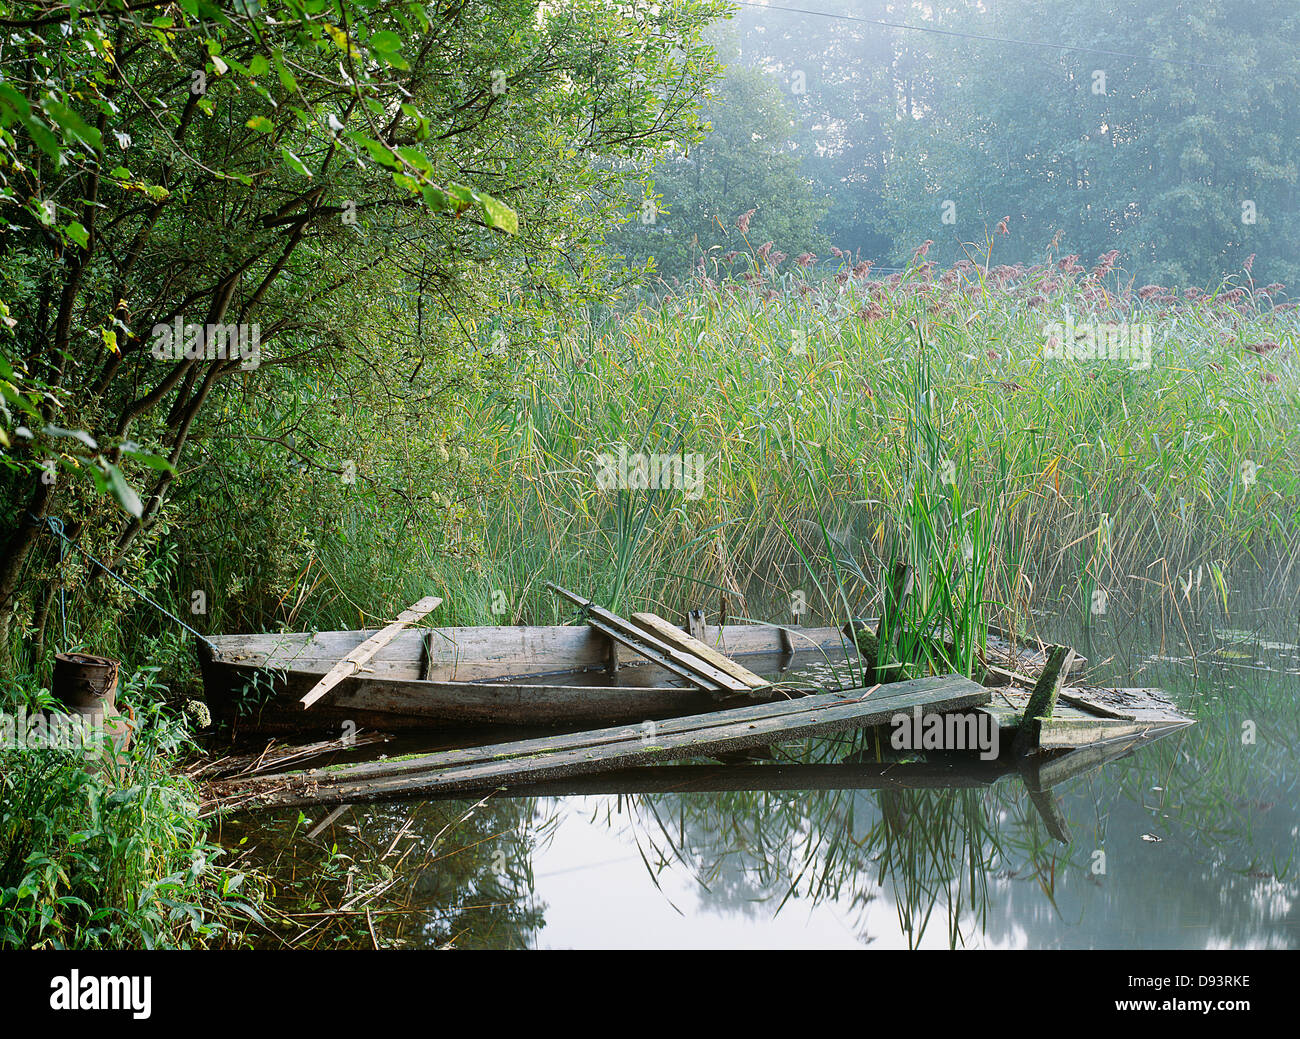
217;606;1300;949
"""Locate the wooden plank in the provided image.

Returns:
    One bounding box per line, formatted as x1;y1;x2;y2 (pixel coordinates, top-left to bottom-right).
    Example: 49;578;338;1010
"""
681;623;847;656
1011;644;1077;754
420;760;1014;798
209;676;986;810
278;726;1192;801
1066;686;1187;723
687;610;707;642
204;674;988;811
1056;689;1131;719
582;613;728;692
546;583;750;694
298;597;442;710
980;689;1192;753
1038;717;1147;749
631;612;770;691
279;681;927;783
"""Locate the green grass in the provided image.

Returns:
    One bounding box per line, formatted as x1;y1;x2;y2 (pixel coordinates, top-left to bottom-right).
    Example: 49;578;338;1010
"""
0;669;268;948
8;247;1297;951
31;247;1297;686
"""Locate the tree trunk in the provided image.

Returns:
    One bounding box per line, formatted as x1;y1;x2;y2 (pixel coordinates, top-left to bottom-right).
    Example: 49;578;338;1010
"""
0;479;55;653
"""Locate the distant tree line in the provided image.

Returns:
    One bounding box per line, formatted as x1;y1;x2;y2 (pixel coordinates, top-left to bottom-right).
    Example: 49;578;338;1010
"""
624;0;1300;285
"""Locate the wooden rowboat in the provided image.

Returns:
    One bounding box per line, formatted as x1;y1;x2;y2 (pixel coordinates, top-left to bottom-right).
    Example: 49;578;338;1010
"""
198;622;856;733
198;617;1194;756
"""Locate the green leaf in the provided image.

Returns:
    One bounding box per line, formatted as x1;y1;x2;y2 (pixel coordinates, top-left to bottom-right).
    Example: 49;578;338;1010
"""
323;22;359;59
395;146;433;176
42;99;102;152
246;116;273;134
345;131;401;171
22;115;62;162
476;191;519;234
104;463;143;518
273;50;299;92
42;425;97;450
280;147;312;178
120;445;176;473
83;464;109;496
367;30;403;53
420;185;452;211
367;30;409;69
400;103;430;139
64;221;89;248
446;184;476;209
0;83;32;126
0;382;40;418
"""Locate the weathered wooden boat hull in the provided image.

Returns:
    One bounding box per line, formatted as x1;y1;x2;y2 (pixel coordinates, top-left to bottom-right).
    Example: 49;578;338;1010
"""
198;621;1194;750
200;667;732;732
198;624;855;733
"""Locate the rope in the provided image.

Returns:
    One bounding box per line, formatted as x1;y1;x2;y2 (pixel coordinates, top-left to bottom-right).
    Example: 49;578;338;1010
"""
34;514;219;654
57;523;67;651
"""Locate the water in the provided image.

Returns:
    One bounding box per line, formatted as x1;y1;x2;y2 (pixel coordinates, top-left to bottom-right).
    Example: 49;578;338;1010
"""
218;610;1300;949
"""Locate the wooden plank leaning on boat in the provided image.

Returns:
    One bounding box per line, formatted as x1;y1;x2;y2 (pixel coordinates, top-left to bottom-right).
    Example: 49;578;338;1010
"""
299;596;443;710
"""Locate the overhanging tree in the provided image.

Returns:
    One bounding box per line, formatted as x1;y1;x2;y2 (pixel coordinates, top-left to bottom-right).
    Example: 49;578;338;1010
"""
0;0;725;656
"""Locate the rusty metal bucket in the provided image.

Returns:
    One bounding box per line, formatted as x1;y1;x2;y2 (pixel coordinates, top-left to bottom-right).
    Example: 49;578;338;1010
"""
52;652;119;711
48;653;132;758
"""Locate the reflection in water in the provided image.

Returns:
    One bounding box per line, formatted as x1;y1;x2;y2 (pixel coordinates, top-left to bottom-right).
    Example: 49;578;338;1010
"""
222;616;1299;949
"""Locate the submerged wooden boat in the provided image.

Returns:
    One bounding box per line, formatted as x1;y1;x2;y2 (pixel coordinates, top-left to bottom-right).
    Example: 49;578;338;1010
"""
198;618;1194;755
198;622;856;733
198;615;1195;824
202;673;1193;821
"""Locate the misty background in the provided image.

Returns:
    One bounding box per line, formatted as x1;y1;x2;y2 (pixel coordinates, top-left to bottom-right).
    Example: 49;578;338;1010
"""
610;0;1300;285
